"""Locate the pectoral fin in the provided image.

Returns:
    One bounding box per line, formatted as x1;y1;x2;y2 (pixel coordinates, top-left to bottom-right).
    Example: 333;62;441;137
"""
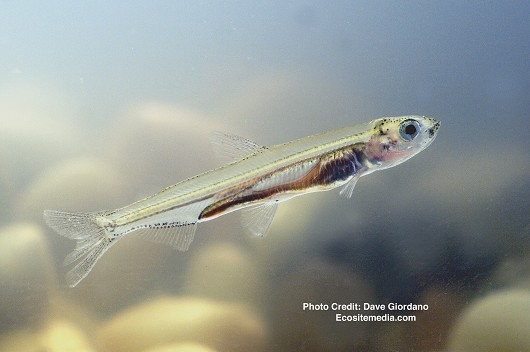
339;176;360;199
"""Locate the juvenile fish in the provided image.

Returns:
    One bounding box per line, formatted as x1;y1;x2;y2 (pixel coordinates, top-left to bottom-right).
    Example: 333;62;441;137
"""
44;116;440;287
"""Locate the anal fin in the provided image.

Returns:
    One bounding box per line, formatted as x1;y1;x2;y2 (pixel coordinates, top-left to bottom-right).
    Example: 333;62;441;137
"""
135;222;197;251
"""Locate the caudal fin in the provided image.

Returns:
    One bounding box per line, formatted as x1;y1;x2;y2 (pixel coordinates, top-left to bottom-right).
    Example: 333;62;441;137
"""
43;210;114;287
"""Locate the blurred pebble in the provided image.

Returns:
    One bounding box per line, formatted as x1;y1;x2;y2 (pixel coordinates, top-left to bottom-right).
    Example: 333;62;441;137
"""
38;318;95;352
48;294;100;338
271;258;374;351
447;289;530;351
106;102;237;193
97;296;267;352
143;342;217;352
15;157;129;222
0;330;39;352
0;319;95;352
411;286;466;351
0;223;56;332
0;79;84;217
183;242;262;303
488;252;530;291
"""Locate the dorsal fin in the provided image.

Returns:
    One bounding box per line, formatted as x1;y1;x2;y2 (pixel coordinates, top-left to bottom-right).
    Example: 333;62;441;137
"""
209;131;265;164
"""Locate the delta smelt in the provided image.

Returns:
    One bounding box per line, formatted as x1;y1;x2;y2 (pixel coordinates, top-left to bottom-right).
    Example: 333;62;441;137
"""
44;116;440;287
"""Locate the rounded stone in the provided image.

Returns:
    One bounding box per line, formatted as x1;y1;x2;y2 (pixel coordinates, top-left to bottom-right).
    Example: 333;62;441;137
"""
0;319;95;352
39;319;95;352
106;102;235;191
0;79;84;222
15;157;129;222
0;223;56;332
143;342;217;352
97;296;267;352
183;243;262;303
447;289;530;351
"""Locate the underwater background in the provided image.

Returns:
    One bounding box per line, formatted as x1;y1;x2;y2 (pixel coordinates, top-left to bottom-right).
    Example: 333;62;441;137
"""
1;1;529;351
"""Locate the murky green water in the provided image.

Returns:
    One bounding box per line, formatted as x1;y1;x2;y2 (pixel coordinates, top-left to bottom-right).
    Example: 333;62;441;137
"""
1;2;529;351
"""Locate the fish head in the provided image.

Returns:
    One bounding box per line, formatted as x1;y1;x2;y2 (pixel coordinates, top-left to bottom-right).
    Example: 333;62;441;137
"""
364;116;440;170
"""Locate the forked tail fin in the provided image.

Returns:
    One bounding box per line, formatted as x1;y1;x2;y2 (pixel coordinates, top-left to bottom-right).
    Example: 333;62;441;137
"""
43;210;115;287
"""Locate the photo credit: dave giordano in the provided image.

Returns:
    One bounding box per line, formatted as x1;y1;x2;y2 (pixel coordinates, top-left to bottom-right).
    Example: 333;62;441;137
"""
302;302;429;322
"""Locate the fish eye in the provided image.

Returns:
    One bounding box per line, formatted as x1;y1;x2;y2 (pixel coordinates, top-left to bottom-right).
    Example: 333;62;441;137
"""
399;120;421;141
